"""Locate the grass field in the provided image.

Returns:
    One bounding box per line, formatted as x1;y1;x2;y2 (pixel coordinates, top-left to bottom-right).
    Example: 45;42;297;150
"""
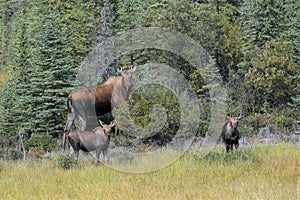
0;143;299;200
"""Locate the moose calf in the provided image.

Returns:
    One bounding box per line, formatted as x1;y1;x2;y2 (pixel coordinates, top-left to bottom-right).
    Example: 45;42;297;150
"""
68;120;115;166
221;113;242;152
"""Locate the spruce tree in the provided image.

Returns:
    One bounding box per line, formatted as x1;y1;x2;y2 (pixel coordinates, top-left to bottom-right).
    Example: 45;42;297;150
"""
240;0;288;72
283;0;300;113
29;10;75;136
240;0;298;113
0;1;30;154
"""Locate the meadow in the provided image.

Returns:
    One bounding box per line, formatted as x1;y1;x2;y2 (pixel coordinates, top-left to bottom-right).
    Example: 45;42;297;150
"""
0;143;299;200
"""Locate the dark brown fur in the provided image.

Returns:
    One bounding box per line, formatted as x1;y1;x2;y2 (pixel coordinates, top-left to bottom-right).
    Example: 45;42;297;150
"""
221;113;242;152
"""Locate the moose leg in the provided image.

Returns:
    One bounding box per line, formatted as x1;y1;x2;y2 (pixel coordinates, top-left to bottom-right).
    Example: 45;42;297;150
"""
102;149;109;163
95;149;101;166
63;112;76;151
62;134;68;151
74;150;79;164
68;136;79;163
225;138;231;152
234;140;239;149
225;142;231;152
64;112;76;134
78;115;87;131
234;132;240;149
230;144;234;151
226;145;230;152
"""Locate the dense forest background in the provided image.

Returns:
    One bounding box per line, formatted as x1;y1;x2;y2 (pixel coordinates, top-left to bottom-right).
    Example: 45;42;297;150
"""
0;0;299;158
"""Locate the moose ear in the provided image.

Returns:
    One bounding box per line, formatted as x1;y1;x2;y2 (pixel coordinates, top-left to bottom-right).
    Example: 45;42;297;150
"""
227;113;231;119
130;64;137;72
99;120;105;126
110;120;116;127
237;112;242;120
117;67;123;73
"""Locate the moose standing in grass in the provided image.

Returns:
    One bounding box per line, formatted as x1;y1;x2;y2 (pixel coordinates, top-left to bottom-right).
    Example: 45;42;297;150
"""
63;64;137;151
67;120;115;166
221;113;242;152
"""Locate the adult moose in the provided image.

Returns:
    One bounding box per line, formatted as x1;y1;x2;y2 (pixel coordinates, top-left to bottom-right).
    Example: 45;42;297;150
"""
63;64;137;150
221;113;242;152
68;120;115;166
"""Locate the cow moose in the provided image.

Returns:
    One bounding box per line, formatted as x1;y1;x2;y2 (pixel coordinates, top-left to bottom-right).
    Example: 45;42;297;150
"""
63;64;137;150
221;113;242;152
67;120;115;166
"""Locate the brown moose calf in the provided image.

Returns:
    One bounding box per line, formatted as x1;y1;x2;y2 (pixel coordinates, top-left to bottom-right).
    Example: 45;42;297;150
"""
221;113;242;152
68;120;115;166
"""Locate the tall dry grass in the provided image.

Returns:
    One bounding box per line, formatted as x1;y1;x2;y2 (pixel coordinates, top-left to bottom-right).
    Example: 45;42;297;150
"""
0;143;299;200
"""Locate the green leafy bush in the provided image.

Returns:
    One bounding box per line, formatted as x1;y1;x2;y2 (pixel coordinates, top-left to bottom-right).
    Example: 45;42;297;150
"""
56;154;77;170
243;108;299;135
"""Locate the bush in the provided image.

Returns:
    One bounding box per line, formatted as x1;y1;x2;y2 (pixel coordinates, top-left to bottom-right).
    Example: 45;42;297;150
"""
28;146;45;157
25;134;57;153
0;148;23;160
56;154;77;170
276;108;299;130
243;108;299;135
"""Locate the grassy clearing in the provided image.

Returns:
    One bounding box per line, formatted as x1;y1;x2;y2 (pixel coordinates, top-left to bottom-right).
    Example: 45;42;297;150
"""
0;143;299;200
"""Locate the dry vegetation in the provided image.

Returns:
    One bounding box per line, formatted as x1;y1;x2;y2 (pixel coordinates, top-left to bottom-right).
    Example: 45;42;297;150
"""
0;143;299;200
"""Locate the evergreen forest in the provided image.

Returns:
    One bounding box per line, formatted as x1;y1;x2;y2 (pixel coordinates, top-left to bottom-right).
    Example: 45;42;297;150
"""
0;0;299;159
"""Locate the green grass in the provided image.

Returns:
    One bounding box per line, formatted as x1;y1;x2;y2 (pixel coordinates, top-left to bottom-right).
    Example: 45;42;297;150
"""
0;143;299;200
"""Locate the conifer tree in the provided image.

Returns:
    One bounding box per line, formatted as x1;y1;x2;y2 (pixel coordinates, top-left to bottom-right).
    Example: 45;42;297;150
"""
240;0;298;113
22;10;75;136
240;0;288;72
0;1;29;152
283;0;300;112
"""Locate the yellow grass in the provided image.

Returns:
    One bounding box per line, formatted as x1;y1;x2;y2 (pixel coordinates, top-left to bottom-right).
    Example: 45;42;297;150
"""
0;143;299;200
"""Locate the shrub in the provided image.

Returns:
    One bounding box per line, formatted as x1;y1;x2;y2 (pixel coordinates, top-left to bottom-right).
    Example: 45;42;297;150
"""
25;134;57;153
28;146;45;158
0;149;23;160
56;154;77;170
243;108;299;135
